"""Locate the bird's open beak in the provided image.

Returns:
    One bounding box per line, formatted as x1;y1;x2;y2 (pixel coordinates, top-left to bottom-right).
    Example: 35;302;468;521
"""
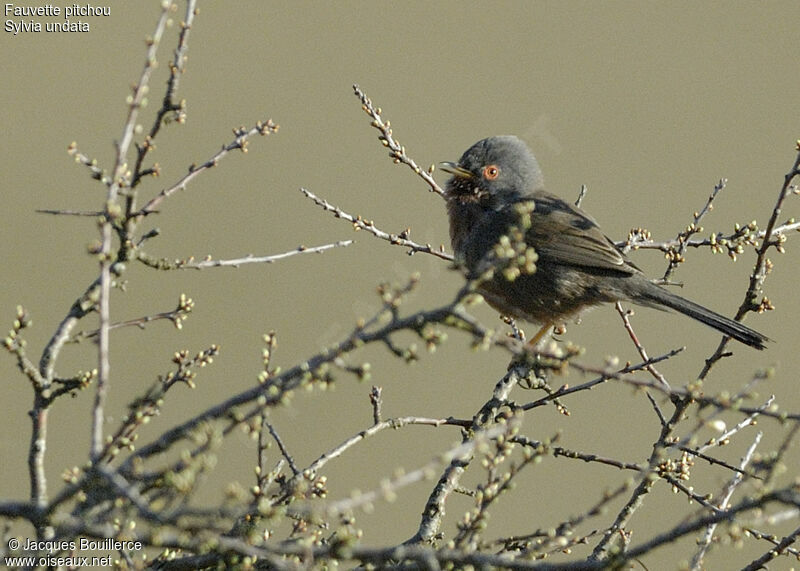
440;162;473;178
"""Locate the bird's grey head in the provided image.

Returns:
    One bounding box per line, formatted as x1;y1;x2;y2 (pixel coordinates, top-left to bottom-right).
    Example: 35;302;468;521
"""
442;136;544;209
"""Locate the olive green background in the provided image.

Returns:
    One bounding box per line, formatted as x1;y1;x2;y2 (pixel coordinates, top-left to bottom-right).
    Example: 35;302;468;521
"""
2;2;799;568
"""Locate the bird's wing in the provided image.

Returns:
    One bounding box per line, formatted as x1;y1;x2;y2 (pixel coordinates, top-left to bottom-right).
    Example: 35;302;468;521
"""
523;191;636;274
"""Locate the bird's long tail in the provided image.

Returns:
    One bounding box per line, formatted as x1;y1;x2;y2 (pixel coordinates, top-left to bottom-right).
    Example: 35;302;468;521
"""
636;286;769;350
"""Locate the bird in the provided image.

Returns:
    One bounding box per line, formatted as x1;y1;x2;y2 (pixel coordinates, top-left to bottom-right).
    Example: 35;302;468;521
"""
441;135;769;350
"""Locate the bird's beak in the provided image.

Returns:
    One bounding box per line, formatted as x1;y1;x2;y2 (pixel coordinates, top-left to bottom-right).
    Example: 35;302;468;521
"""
440;162;474;178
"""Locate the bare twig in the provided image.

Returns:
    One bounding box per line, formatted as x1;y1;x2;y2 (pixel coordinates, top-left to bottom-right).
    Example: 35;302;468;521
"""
70;294;194;341
137;240;353;270
691;431;763;570
36;208;103;217
90;0;177;467
299;415;464;484
129;0;197;195
512;435;644;473
369;386;383;424
264;418;299;476
353;84;445;197
407;363;522;544
615;301;671;389
662;178;727;281
619;219;800;255
699;146;800;378
137;120;279;216
300;187;453;261
575;184;588;208
311;423;514;520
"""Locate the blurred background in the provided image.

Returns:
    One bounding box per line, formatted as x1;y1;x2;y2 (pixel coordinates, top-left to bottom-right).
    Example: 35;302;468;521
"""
2;2;799;567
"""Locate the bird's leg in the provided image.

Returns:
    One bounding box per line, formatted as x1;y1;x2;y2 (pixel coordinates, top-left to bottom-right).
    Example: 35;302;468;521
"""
527;322;554;347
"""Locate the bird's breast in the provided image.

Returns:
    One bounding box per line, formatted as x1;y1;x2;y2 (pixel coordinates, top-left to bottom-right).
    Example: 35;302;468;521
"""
446;199;488;262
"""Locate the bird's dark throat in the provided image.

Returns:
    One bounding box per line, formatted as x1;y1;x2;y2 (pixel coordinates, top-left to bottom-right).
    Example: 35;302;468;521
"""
446;178;489;206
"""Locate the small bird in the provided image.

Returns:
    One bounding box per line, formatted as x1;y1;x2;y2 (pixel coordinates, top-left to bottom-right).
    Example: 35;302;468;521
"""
442;135;769;349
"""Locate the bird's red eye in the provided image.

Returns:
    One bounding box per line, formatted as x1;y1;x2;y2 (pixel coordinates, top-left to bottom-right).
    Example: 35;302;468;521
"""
483;165;500;180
